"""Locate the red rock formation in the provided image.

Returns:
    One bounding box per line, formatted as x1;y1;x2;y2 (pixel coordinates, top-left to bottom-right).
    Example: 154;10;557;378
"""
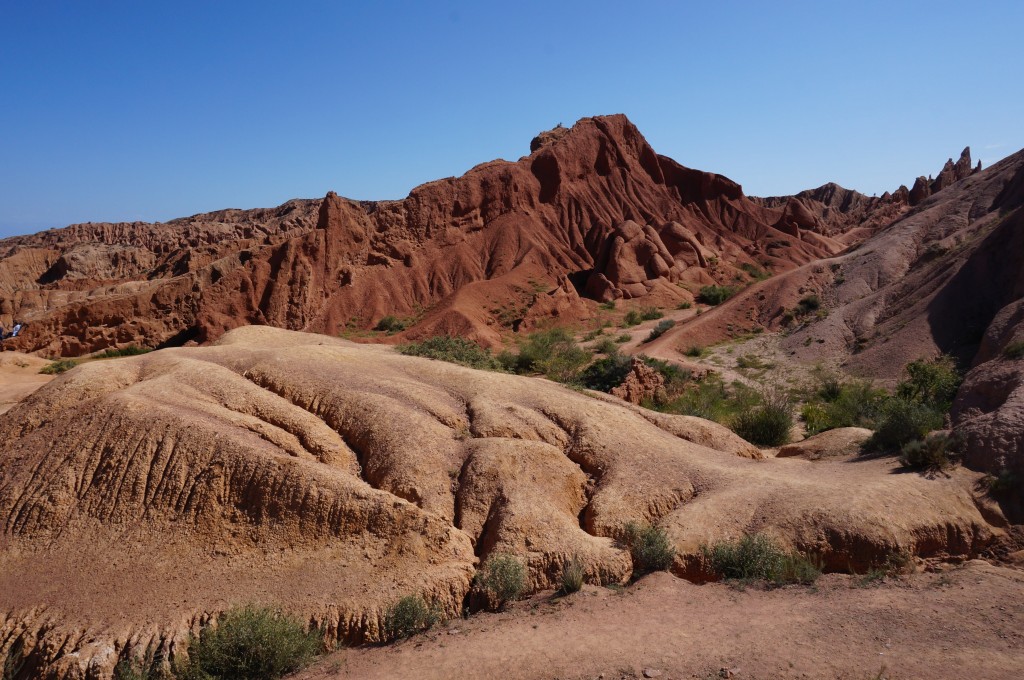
0;115;965;356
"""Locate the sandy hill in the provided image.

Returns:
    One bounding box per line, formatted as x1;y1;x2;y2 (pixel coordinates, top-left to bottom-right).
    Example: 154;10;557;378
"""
0;114;955;357
0;326;1007;678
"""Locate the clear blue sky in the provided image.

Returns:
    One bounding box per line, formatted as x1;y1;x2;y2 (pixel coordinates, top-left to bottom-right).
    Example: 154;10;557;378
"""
1;1;1022;237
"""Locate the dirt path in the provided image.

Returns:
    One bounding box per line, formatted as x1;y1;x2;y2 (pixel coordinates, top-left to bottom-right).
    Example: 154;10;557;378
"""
298;563;1024;680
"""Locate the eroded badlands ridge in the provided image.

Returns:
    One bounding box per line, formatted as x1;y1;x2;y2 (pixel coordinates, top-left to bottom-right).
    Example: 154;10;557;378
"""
0;327;1002;678
2;115;968;356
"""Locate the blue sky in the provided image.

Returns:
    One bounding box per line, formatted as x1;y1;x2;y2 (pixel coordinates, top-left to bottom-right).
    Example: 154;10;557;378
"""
1;1;1021;237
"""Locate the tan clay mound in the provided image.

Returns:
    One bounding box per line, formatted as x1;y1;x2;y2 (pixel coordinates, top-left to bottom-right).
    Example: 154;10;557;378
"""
0;326;1003;677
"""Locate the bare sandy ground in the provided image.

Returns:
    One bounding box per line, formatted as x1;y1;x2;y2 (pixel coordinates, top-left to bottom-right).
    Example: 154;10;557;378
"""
299;563;1024;680
0;351;51;414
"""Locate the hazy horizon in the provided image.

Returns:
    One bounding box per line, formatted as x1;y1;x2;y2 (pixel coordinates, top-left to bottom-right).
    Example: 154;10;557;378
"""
2;1;1022;237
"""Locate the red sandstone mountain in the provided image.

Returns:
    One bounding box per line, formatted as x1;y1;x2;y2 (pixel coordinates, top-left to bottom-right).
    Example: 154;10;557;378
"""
0;115;948;356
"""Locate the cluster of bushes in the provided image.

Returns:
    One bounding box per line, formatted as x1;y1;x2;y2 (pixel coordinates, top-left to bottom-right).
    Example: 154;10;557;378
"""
621;306;663;327
374;315;408;333
648;376;792;446
644;319;675;342
702;534;821;585
397;336;501;370
798;357;963;469
622;521;675;576
697;285;735;306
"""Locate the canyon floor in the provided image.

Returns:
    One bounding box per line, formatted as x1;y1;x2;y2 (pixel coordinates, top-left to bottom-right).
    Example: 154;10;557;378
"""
299;563;1024;680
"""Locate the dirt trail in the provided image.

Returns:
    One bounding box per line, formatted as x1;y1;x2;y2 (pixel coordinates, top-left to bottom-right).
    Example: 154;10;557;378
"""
300;563;1024;680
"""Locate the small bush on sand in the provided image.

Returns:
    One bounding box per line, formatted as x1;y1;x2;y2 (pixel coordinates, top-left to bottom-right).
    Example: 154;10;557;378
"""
899;432;959;471
677;301;693;310
383;595;439;640
638;306;663;321
97;345;151;359
895;355;961;412
373;316;407;333
592;337;620;355
558;556;586;595
615;333;632;343
475;554;526;610
1003;340;1024;360
622;522;675;576
683;345;704;358
703;534;820;585
644;319;675;343
697;285;735;305
864;398;944;453
174;605;321;680
578;353;633;392
731;387;792;447
796;294;821;315
500;328;592;383
398;336;498;370
622;310;643;327
40;358;78;374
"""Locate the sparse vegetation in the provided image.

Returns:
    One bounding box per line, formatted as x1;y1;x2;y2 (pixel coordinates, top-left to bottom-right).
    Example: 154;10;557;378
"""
398;336;499;370
558;556;586;595
498;328;591;383
98;345;151;359
475;553;527;610
114;652;169;680
615;333;632;343
383;595;440;640
796;294;821;315
740;263;770;281
731;386;793;447
684;345;704;358
703;534;821;585
638;306;663;321
40;358;79;374
895;355;961;412
697;285;736;306
864;397;944;453
374;315;408;333
622;310;642;327
677;301;693;310
1003;340;1024;360
3;640;25;680
622;521;675;576
644;319;675;342
578;352;633;392
800;375;887;435
899;432;959;471
592;336;620;354
174;605;321;680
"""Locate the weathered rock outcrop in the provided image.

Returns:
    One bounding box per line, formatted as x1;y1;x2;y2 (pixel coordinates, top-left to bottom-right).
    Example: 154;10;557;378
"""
0;327;1002;677
0;115;918;356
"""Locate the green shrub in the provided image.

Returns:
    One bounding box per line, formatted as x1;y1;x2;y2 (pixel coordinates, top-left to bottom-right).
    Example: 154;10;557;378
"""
98;345;151;359
731;388;792;446
174;605;321;680
740;263;770;281
736;354;771;370
374;316;407;333
640;356;691;391
475;554;526;610
3;640;25;680
501;328;592;383
40;358;79;374
703;534;820;585
896;355;961;411
582;328;604;342
864;398;944;453
622;522;675;575
684;345;704;358
639;306;663;321
697;285;735;305
1003;340;1024;360
899;432;959;471
558;557;585;595
592;337;620;355
578;353;633;392
644;319;675;342
796;294;821;315
622;310;642;327
114;652;169;680
677;301;693;310
398;336;498;370
801;379;887;435
383;595;439;640
599;300;617;311
615;333;632;343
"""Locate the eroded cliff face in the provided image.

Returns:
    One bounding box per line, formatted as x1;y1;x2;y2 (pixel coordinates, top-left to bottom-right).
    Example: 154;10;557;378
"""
0;326;1000;677
0;115;914;356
